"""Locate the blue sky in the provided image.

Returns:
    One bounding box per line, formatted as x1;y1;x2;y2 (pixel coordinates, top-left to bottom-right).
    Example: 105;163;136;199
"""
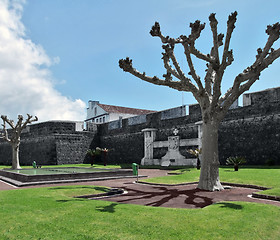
0;0;280;121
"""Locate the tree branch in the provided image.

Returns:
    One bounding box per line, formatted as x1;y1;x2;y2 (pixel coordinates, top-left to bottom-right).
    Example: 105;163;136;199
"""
0;121;11;143
183;43;204;91
21;114;38;130
209;13;220;63
161;52;180;79
220;21;280;116
0;114;38;144
255;22;280;65
184;21;215;63
119;57;199;95
220;11;237;72
162;44;188;81
119;13;280;125
1;115;15;129
15;115;23;129
150;22;182;45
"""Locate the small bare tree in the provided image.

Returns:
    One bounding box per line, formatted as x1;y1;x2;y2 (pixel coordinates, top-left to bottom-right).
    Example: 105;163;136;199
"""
0;114;38;169
119;12;280;191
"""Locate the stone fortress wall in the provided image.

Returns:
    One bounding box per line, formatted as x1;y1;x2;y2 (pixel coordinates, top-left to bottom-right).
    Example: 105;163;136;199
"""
0;87;279;166
97;87;280;165
0;121;96;166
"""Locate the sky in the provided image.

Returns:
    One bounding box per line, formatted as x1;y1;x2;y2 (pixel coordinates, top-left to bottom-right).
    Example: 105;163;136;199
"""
0;0;280;122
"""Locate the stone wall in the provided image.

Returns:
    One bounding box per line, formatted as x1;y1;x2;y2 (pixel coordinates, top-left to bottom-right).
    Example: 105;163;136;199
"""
97;106;201;164
219;101;280;165
97;88;280;165
0;87;279;167
0;121;96;166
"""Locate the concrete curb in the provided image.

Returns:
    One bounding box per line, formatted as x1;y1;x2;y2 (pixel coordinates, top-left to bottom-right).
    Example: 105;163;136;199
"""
0;175;147;187
251;193;280;202
137;181;199;186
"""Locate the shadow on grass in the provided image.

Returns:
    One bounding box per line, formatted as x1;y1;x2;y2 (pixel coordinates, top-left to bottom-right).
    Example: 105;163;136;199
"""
216;202;243;210
177;169;191;173
96;203;118;213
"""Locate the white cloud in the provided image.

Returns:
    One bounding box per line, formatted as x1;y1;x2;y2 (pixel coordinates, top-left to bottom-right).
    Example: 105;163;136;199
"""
0;0;86;122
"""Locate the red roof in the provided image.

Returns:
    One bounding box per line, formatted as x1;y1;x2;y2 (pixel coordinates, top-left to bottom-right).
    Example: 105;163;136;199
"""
97;103;156;115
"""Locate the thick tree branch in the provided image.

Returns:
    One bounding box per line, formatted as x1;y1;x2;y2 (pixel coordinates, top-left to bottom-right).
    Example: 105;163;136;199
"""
119;57;199;94
209;13;220;63
204;64;214;96
120;12;280;127
255;22;280;65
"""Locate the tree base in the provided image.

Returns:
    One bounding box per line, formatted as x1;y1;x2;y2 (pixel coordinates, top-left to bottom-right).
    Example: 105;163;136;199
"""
197;180;224;191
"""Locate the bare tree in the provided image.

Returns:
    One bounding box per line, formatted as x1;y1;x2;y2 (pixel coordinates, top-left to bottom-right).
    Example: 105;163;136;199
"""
119;12;280;191
0;114;38;169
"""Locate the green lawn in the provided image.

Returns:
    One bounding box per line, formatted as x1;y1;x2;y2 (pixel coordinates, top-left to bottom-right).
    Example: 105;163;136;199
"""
0;185;280;240
143;166;280;198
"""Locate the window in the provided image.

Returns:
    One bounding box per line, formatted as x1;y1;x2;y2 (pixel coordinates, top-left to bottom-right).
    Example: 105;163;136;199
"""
96;119;98;123
103;116;105;122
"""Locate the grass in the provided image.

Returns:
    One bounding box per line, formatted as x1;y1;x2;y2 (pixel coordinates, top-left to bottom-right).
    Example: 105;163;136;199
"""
0;185;280;239
144;168;200;184
142;166;280;198
1;165;280;239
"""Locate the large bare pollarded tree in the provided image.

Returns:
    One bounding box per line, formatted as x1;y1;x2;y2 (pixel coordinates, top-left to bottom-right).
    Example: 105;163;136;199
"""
119;12;280;191
0;114;38;169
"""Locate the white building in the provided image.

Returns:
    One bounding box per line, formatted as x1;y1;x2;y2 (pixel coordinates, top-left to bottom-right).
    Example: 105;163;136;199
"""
85;100;156;126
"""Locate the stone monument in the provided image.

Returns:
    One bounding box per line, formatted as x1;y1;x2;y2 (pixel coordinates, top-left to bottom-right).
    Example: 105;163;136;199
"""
141;122;202;166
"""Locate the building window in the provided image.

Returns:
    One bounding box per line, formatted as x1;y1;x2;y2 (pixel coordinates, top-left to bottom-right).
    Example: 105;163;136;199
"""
96;119;98;123
103;116;105;122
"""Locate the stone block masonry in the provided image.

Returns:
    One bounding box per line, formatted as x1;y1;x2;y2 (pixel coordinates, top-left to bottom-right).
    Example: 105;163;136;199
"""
0;87;279;167
0;121;96;166
98;87;280;166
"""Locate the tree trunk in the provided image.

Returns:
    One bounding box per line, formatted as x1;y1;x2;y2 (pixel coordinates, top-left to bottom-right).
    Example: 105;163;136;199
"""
197;120;224;191
11;143;21;169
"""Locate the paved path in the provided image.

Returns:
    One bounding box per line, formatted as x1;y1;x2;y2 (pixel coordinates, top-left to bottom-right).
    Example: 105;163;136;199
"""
1;169;280;209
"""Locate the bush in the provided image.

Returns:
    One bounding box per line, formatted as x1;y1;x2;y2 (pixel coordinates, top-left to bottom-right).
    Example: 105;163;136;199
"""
226;156;246;171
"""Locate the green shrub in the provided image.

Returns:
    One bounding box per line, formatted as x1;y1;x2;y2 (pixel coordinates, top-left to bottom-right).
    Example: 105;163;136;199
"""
226;156;246;171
